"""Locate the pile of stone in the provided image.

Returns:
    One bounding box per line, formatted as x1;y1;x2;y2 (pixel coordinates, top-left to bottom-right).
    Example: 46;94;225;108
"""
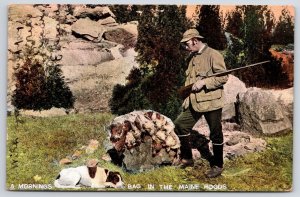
106;110;181;172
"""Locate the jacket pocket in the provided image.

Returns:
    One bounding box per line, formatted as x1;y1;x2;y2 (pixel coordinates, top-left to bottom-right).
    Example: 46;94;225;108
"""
195;88;222;102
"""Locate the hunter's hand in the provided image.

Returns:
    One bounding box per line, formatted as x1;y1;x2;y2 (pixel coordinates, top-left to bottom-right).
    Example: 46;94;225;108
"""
192;80;205;92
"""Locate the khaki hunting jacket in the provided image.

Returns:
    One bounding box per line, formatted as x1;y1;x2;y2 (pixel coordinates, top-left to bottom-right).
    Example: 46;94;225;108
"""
182;45;228;112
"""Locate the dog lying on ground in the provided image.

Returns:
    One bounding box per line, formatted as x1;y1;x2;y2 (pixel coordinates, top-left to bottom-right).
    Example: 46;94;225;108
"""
54;161;124;189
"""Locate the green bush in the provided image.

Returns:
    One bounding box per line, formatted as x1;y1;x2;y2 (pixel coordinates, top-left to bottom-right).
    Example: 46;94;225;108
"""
12;60;75;111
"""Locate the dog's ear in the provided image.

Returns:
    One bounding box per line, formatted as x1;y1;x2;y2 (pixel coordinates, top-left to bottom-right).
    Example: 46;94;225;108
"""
87;166;97;178
105;169;109;175
106;171;113;183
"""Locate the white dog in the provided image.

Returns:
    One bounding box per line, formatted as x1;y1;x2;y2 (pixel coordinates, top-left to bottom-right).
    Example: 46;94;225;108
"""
54;165;124;189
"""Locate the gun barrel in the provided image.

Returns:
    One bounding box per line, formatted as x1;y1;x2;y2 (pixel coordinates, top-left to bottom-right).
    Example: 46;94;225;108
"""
208;60;270;77
177;60;270;99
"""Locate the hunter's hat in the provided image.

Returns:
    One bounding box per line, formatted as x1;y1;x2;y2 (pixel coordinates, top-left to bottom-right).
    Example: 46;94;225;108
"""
180;29;204;43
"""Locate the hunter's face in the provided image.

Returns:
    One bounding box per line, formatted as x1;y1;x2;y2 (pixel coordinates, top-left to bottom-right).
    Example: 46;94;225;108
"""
184;39;198;52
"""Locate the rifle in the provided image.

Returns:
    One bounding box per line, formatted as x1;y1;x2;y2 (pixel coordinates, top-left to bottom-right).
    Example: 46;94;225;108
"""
177;60;270;99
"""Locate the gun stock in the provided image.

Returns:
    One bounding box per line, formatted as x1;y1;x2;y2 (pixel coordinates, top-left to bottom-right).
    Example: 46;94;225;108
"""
178;84;194;99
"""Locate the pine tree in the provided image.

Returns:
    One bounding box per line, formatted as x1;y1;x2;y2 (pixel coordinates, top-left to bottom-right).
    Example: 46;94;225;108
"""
223;35;245;70
110;5;192;119
225;8;243;38
128;5;140;21
196;5;227;50
224;5;289;88
12;58;48;110
135;5;158;65
273;7;294;45
140;5;192;119
109;5;141;23
109;5;129;23
45;64;75;109
143;5;187;101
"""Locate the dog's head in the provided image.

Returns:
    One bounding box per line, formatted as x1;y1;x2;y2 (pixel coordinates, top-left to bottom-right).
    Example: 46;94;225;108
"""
106;170;124;188
110;121;131;142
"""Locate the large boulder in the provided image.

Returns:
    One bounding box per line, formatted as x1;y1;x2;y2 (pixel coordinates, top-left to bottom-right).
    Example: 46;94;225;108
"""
266;87;293;124
98;16;118;27
71;18;106;41
123;136;177;172
237;87;292;135
8;4;42;21
222;74;247;120
8;5;59;52
224;130;266;159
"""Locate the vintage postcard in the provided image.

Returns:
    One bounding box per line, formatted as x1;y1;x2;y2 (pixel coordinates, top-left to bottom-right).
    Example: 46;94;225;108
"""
7;4;294;191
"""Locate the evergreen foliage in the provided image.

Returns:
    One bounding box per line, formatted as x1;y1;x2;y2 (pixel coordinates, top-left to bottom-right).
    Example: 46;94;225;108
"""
12;58;48;110
273;8;294;45
223;5;290;88
223;35;245;70
45;64;75;109
12;59;75;111
110;5;191;120
109;5;141;23
225;8;243;38
135;5;158;65
196;5;227;50
109;5;129;23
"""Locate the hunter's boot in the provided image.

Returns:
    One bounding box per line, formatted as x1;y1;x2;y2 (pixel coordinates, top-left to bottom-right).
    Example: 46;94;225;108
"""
177;135;194;168
205;144;223;178
190;130;213;166
197;142;214;167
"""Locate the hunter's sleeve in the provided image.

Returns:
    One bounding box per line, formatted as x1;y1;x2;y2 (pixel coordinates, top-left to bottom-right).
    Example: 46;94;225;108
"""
203;51;228;90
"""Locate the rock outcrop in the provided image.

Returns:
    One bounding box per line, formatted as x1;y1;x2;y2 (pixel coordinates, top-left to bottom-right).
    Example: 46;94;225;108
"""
266;87;293;124
237;87;292;135
8;4;138;113
193;119;267;160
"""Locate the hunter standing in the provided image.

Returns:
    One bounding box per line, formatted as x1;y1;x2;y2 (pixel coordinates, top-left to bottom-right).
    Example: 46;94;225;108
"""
174;29;228;178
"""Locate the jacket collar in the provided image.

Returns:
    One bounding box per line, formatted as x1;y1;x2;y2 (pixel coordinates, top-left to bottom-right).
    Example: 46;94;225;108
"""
197;44;208;54
190;44;208;56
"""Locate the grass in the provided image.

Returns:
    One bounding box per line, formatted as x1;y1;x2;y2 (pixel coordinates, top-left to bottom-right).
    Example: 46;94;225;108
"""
6;113;293;192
